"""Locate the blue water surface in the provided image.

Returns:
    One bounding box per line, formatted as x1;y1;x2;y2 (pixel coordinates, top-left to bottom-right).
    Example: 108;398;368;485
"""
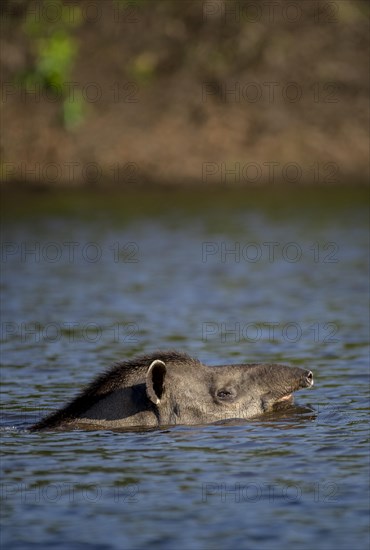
1;190;369;550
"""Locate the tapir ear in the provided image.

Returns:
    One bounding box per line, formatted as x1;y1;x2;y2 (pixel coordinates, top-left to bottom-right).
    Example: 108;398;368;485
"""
146;360;166;405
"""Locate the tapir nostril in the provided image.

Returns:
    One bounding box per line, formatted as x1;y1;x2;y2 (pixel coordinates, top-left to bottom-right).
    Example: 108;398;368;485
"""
305;371;314;386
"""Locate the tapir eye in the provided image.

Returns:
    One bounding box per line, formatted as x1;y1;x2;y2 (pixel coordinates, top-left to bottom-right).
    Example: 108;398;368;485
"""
216;389;236;400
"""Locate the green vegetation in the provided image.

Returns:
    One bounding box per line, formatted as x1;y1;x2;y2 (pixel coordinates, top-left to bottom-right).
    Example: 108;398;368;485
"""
19;0;84;129
128;52;157;85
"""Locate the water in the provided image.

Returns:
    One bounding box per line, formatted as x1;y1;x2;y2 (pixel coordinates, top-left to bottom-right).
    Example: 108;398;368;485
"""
1;189;369;549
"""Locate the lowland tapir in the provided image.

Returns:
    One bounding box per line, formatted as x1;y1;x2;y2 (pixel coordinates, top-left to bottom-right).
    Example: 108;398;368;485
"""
31;350;314;431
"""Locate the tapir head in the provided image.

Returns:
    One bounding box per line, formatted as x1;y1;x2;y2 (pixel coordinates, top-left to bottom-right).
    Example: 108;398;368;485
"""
145;356;314;424
31;351;314;431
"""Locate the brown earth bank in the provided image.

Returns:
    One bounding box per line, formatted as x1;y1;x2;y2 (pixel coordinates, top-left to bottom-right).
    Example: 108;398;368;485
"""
1;0;369;187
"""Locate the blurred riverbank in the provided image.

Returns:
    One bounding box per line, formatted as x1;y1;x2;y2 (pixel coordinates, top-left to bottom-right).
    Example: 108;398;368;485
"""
1;0;369;187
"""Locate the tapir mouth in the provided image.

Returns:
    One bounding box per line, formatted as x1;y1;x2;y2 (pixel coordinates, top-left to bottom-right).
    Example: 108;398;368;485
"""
260;367;314;413
277;393;293;402
273;370;314;407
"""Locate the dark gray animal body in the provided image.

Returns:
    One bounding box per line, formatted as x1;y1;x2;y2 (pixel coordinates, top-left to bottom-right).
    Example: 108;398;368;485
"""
31;351;314;431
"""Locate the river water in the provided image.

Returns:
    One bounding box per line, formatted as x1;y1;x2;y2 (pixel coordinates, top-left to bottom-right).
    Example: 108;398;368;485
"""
1;188;369;549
